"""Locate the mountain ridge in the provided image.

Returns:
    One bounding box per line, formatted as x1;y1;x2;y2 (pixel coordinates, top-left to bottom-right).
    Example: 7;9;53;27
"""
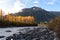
11;7;58;23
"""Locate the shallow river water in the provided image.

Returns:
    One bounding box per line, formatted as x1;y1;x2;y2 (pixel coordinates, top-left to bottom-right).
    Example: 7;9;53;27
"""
0;26;40;40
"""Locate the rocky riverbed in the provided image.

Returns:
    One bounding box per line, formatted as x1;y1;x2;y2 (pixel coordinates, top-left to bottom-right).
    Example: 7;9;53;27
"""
6;27;56;40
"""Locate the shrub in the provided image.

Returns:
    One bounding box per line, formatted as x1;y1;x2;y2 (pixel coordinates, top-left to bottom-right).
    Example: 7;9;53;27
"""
48;16;60;39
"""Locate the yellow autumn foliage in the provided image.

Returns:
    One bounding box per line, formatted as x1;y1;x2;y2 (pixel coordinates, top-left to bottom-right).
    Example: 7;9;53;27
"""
4;14;35;23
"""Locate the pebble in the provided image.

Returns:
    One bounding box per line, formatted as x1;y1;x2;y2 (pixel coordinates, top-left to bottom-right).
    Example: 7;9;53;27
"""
6;27;55;40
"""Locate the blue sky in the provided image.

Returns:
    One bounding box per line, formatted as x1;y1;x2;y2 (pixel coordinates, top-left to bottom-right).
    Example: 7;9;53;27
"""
0;0;60;15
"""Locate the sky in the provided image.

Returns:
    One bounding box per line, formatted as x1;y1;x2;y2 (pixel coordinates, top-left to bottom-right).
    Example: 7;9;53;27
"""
0;0;60;15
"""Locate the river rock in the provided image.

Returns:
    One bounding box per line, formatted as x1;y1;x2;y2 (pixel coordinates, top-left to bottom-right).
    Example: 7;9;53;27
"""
6;27;55;40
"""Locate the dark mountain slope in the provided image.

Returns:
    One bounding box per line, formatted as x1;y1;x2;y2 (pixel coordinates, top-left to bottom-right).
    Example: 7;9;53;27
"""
11;7;56;23
49;11;60;16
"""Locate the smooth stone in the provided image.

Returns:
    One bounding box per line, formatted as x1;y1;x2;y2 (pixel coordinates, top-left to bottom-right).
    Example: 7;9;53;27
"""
0;36;5;38
6;30;11;32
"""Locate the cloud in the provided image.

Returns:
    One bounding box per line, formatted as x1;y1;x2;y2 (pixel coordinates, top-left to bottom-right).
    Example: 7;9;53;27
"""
47;0;57;5
9;0;26;13
22;0;32;4
33;0;39;6
33;1;39;4
0;0;26;15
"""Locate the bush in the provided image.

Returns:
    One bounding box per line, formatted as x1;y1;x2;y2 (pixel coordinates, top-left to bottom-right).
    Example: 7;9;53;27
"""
48;16;60;39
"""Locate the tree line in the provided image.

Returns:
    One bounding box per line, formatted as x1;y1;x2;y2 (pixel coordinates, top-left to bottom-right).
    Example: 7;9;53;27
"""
0;14;37;27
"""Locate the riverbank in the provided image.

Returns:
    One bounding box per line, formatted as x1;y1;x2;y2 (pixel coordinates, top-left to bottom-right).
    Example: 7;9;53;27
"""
0;18;38;28
0;21;37;28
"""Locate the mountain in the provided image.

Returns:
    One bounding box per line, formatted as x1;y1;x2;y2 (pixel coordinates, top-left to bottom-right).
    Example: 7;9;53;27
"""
11;7;56;23
49;11;60;16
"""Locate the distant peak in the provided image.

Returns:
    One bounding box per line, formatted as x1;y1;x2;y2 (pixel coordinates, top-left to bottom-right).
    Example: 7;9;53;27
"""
31;6;43;11
22;6;45;12
32;6;40;9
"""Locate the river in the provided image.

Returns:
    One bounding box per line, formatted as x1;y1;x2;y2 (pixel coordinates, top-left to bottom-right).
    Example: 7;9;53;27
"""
0;26;40;40
0;26;57;40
